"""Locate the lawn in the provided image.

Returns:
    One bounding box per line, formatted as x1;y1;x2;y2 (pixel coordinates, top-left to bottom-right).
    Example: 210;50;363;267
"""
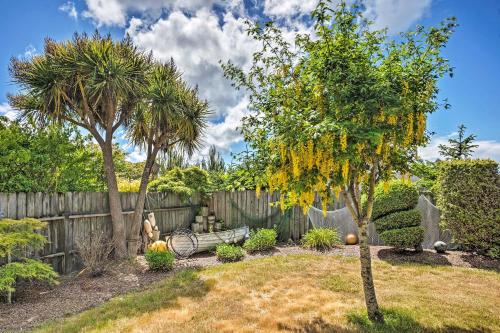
34;254;499;333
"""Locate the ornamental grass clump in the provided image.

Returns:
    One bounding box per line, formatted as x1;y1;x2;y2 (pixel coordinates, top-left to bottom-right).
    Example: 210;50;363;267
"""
0;218;58;303
302;228;341;251
216;244;245;262
243;228;277;252
145;241;175;271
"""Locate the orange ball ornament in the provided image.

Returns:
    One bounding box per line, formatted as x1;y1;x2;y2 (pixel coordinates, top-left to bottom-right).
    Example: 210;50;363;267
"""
345;233;358;245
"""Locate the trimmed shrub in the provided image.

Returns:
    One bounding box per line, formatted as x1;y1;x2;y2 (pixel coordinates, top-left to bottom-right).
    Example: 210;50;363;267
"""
437;159;500;258
243;228;277;252
302;228;341;251
216;244;245;262
372;180;419;220
144;250;175;271
379;226;425;250
375;209;421;234
373;180;423;251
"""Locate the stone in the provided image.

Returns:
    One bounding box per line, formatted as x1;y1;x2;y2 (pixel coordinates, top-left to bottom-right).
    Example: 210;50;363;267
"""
434;241;447;253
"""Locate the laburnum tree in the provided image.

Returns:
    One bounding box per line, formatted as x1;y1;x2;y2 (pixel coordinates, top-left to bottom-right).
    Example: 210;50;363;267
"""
223;1;455;322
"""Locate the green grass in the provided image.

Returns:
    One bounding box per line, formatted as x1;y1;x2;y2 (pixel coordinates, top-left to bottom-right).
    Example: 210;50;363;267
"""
32;254;500;333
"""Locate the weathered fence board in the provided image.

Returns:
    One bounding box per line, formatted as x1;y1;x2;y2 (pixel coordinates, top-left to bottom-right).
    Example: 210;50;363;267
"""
0;192;200;274
209;190;344;241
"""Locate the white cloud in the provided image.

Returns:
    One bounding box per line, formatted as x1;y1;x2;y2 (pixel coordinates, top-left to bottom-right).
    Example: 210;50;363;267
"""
263;0;318;17
22;45;37;58
363;0;432;34
126;146;147;162
419;135;500;161
82;0;222;27
127;9;259;120
59;1;78;20
0;103;18;121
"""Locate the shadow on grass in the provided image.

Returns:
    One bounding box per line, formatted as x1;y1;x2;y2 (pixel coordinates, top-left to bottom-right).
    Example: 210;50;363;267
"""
377;248;452;267
34;269;211;333
281;308;491;333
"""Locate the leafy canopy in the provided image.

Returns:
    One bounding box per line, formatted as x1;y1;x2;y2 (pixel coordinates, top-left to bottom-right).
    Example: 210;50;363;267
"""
223;1;455;218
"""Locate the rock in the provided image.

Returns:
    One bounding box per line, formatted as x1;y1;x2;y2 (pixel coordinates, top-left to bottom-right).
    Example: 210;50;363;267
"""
434;241;447;253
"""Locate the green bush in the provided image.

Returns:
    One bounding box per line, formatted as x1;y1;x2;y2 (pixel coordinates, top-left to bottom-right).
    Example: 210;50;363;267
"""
215;244;245;262
372;180;419;220
372;180;423;251
379;226;424;250
144;250;175;271
437;159;500;258
0;218;58;303
243;228;277;252
301;228;341;251
375;209;421;234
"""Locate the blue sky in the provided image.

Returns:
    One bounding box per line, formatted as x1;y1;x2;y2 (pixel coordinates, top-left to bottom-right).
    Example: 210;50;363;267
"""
0;0;499;162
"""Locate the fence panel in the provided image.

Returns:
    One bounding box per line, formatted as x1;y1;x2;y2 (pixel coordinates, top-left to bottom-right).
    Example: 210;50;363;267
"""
0;192;199;274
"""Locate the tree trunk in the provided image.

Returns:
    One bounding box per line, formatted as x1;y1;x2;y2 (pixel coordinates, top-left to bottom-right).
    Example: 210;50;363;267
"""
130;145;160;257
130;158;155;256
102;142;127;259
359;221;384;322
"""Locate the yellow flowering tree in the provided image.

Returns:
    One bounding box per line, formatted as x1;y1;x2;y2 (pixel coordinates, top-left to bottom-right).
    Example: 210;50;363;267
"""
223;1;456;322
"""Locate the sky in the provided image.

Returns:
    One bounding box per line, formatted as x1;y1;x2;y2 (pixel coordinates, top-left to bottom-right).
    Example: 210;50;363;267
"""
0;0;499;163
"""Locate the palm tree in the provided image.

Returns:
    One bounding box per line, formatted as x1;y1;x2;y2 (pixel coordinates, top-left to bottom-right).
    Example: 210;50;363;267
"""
9;33;151;258
127;60;209;254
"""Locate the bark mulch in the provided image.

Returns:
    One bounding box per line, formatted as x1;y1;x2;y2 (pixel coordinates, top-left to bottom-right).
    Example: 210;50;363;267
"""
1;245;498;332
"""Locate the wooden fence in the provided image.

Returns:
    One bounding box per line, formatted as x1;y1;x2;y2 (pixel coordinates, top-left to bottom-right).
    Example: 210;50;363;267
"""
0;192;200;274
0;190;346;274
210;190;346;242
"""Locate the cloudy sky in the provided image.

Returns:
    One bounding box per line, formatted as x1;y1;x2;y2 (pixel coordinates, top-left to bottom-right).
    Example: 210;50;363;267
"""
0;0;499;162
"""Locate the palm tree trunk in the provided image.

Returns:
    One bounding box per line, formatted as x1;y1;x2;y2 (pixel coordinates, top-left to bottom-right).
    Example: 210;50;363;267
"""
130;146;160;257
359;221;384;322
102;142;127;259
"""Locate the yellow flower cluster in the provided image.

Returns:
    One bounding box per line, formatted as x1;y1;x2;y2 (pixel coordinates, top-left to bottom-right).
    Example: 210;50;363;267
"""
255;184;261;199
340;132;347;151
387;115;397;125
416;112;426;141
404;113;414;146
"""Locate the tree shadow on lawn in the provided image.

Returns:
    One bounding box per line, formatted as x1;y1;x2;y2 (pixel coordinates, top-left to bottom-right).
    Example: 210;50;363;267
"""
377;248;452;267
281;308;491;333
35;269;212;333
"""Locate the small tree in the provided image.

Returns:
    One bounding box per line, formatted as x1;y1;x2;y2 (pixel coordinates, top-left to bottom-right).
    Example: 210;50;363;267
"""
438;124;478;159
0;218;58;303
9;33;151;258
201;145;226;172
223;1;455;322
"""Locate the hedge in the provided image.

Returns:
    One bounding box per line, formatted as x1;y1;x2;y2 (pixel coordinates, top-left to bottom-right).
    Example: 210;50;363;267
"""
437;159;500;258
375;209;421;234
379;226;425;250
371;180;419;220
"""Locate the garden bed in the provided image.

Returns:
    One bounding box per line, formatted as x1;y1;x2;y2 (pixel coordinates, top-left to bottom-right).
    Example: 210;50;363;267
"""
1;245;498;332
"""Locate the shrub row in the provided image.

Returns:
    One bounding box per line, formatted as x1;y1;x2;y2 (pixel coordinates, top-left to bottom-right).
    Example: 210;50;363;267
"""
437;159;500;258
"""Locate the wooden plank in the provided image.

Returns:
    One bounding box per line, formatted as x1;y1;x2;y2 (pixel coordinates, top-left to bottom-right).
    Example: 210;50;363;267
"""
7;193;17;219
17;192;27;219
0;193;8;218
